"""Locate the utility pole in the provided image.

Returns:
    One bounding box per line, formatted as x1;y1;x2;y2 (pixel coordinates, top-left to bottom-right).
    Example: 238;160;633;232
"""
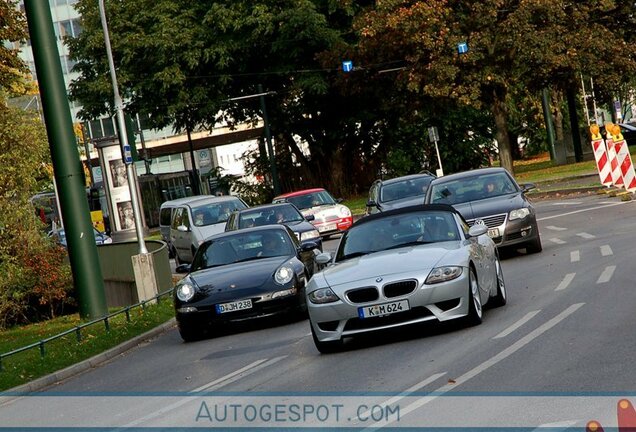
258;84;281;196
24;0;107;319
99;0;147;254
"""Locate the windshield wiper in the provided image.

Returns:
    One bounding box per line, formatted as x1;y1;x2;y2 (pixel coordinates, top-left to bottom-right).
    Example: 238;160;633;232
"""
384;240;433;251
340;251;371;260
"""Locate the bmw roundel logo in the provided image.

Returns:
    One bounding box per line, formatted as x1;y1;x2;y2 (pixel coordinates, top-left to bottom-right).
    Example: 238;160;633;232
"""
376;277;383;283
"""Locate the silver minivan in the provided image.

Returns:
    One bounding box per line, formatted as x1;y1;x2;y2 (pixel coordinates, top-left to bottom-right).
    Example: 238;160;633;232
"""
170;195;248;264
159;196;205;257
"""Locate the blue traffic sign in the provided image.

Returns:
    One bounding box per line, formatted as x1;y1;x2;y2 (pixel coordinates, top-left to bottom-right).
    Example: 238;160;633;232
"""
342;60;353;73
457;42;468;54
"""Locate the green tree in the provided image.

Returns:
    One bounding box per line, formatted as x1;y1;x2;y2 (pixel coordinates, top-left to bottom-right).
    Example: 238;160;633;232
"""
0;0;30;96
357;0;636;174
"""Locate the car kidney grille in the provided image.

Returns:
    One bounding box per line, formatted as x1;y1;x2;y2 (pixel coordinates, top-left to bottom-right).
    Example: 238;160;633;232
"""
346;287;379;303
383;280;417;298
466;213;507;228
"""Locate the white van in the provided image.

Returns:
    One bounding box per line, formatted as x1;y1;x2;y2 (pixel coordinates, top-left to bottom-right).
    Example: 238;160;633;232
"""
170;195;248;264
159;196;208;257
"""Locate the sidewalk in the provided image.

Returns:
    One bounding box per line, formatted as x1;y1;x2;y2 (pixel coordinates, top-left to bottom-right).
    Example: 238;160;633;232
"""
528;173;603;199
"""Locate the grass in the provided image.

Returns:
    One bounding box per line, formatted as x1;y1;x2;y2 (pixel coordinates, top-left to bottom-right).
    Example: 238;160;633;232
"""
0;298;175;392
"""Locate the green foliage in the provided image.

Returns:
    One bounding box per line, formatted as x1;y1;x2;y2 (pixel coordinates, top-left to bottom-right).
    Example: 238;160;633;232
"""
0;297;175;391
0;0;30;96
0;107;73;329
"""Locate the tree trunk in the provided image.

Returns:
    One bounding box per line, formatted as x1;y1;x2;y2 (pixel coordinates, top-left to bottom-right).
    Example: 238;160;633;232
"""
492;90;514;175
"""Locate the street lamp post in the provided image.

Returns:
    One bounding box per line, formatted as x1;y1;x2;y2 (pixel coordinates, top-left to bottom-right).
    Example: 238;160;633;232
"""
98;0;147;254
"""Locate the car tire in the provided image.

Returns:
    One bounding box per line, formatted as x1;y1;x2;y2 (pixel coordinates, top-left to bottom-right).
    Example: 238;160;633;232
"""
465;267;483;326
178;323;204;342
311;323;342;354
490;257;507;307
525;233;542;254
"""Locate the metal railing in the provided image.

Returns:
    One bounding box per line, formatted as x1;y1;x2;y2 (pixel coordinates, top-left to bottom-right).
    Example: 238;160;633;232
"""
0;288;174;372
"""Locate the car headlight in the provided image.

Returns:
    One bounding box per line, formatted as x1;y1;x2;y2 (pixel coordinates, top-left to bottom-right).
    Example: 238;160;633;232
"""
300;230;320;241
339;206;351;217
274;266;294;285
308;288;340;304
176;283;195;302
509;208;530;220
425;266;463;284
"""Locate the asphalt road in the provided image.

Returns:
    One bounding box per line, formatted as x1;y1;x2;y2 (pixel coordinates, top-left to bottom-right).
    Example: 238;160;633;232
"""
3;194;636;429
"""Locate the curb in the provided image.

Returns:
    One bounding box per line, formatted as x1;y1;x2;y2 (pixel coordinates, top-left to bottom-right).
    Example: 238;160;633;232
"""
2;318;176;399
527;186;603;200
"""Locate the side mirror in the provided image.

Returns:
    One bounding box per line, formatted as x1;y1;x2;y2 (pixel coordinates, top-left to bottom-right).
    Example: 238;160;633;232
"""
521;183;536;192
177;225;189;233
468;224;488;238
175;264;191;274
336;198;344;204
305;214;315;222
315;252;332;265
366;200;377;208
300;241;319;252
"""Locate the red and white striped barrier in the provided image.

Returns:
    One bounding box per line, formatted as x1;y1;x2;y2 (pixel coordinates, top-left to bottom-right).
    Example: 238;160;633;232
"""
605;124;624;188
589;125;612;186
610;124;636;192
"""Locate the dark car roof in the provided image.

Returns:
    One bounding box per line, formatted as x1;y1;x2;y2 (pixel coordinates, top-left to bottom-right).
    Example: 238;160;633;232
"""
428;167;511;184
353;203;463;228
234;202;297;213
380;173;435;186
204;224;290;243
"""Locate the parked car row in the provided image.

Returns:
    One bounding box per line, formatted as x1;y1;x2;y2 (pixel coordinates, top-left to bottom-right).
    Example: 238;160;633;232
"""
170;166;539;353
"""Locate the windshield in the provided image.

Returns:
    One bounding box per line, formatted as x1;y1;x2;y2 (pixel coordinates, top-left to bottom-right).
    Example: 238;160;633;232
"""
380;177;433;203
191;199;247;227
191;230;294;271
238;204;304;228
335;210;459;262
285;190;336;210
429;172;518;205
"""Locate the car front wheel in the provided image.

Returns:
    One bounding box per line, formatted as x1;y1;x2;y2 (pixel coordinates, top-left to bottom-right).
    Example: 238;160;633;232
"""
465;267;483;326
311;324;342;354
178;323;204;342
525;233;542;254
490;257;507;307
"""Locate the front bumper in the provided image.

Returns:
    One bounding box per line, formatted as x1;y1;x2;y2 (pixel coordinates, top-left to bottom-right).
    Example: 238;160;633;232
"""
308;271;470;342
313;216;353;236
175;291;303;328
468;213;539;248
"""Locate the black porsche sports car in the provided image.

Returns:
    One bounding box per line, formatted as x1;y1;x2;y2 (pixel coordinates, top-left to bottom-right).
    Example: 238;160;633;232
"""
173;225;319;341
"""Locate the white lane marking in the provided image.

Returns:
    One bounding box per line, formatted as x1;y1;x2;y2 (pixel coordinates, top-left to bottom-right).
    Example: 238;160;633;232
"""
538;201;633;221
555;273;576;291
531;420;579;430
576;232;595;239
597;266;616;284
600;245;613;256
570;251;580;262
355;372;447;422
552;201;582;206
546;225;567;231
363;304;585;431
123;356;287;428
493;310;541;339
550;238;566;245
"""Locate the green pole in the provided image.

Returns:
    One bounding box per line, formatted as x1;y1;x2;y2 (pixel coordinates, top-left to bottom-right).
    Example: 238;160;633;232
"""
258;84;281;196
24;0;107;319
541;88;557;161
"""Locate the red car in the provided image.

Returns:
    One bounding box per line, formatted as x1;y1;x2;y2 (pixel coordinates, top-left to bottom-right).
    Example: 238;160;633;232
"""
273;188;353;237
